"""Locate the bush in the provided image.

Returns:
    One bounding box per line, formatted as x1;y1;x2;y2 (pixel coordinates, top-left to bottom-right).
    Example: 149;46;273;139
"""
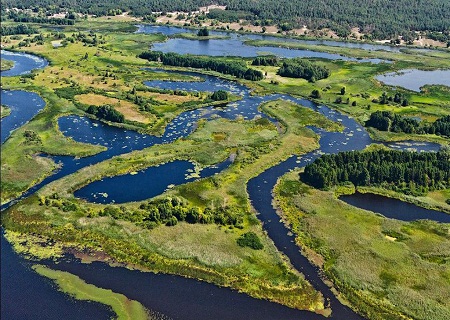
237;232;264;250
310;89;321;99
211;90;229;101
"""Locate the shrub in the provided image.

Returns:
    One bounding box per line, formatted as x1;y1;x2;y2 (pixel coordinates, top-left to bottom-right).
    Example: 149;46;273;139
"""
237;232;264;250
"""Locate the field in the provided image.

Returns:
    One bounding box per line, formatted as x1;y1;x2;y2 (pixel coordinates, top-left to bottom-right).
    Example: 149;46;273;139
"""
2;98;342;313
274;171;450;320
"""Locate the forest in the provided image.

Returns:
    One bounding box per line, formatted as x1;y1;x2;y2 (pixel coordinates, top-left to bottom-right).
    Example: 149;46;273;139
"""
0;24;37;36
366;111;450;136
277;59;330;82
3;0;449;39
138;51;264;80
301;150;450;195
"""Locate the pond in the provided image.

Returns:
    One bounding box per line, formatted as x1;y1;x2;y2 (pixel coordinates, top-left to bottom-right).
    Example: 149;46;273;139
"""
376;69;450;92
339;192;450;223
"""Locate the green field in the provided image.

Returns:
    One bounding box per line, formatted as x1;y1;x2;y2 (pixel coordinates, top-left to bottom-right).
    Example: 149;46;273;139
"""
274;171;450;320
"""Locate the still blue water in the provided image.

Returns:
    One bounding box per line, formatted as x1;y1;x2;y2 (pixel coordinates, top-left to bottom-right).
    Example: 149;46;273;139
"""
376;69;450;91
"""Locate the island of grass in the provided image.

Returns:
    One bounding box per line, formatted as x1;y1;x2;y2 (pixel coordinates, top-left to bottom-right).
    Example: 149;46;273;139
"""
1;105;11;118
1;59;14;71
0;15;449;320
171;32;230;40
33;265;151;320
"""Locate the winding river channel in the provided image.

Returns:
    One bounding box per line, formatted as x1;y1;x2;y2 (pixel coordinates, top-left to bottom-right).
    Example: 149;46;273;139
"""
1;40;447;320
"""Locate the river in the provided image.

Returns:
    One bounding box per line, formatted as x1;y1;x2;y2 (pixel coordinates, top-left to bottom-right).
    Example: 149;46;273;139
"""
0;45;446;320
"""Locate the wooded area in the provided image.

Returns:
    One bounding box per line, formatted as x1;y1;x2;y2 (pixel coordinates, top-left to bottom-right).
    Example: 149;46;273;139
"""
301;150;450;195
3;0;449;39
366;111;450;136
139;51;264;80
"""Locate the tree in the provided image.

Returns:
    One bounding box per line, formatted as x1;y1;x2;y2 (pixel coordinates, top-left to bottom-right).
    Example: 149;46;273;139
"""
237;232;263;250
310;89;321;99
211;90;229;101
197;27;209;37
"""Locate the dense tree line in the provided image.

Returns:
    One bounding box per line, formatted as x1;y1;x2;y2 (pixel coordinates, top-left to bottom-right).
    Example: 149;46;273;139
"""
4;0;449;39
99;197;244;228
139;197;244;227
139;51;264;80
251;56;279;66
7;11;75;25
2;0;213;17
86;105;125;123
0;24;37;36
301;150;450;195
277;59;330;82
220;0;450;39
366;111;450;137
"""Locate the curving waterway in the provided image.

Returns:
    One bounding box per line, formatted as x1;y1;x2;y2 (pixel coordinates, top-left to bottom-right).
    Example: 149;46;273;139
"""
0;49;48;77
1;50;447;320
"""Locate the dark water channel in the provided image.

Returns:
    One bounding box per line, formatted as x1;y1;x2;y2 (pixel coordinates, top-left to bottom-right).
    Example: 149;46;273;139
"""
1;50;446;320
340;192;450;223
1;51;116;320
0;231;116;320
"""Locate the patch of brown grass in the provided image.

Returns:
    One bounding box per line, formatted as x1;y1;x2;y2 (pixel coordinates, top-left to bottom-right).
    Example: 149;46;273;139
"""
75;93;152;123
140;91;200;103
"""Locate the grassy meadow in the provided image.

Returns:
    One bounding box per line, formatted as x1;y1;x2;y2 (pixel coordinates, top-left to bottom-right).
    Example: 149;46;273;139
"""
274;170;450;320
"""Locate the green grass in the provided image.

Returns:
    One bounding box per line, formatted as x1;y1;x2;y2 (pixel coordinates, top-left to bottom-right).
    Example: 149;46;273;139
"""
33;265;150;320
1;59;14;71
1;105;11;118
274;170;450;320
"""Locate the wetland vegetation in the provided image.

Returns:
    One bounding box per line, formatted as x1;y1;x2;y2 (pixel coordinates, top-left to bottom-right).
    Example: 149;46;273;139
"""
1;8;449;320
